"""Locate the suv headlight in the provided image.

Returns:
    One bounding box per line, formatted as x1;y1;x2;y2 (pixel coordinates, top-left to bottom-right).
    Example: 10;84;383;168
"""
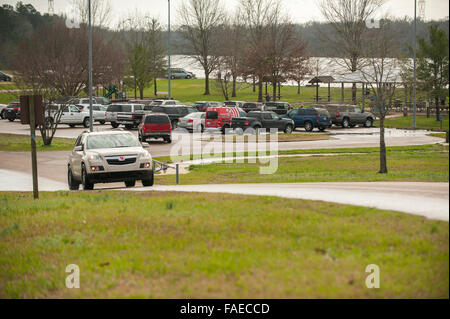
139;151;151;159
88;153;102;161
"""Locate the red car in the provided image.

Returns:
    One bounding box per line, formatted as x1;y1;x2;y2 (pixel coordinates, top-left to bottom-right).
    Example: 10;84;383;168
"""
205;106;244;134
138;113;172;143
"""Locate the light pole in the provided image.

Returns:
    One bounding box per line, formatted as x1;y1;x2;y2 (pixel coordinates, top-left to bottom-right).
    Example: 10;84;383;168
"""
88;0;93;132
413;0;417;129
168;0;172;99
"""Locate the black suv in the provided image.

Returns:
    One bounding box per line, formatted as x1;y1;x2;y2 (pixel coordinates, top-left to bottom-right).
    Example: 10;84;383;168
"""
231;111;295;134
4;102;21;121
242;102;262;113
151;105;197;128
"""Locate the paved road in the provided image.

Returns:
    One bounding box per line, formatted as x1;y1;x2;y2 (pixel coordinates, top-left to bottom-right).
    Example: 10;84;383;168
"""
137;182;450;221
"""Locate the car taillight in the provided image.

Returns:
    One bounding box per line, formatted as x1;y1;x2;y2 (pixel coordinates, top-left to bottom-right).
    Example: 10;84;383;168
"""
244;121;249;125
316;116;319;122
178;119;181;122
132;115;135;120
336;112;340;118
188;119;193;123
13;107;19;111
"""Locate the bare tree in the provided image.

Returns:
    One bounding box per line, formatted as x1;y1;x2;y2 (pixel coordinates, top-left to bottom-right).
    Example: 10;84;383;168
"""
266;20;309;100
13;21;124;145
319;0;385;103
360;20;399;174
239;0;282;102
289;56;311;94
72;0;112;28
178;0;225;95
120;15;166;99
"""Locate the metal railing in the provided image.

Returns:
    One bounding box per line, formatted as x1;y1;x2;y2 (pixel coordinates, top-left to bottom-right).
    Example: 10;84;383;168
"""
152;160;180;184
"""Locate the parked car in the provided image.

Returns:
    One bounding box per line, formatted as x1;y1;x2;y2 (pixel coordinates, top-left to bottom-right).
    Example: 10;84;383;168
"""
46;104;97;128
150;105;197;129
69;97;111;106
138;113;172;143
106;104;143;128
262;102;292;115
115;104;145;129
205;106;246;134
223;101;246;108
4;102;21;122
319;104;374;128
67;130;154;190
232;111;295;134
192;101;222;112
143;99;182;111
0;71;12;81
178;112;206;132
167;68;196;79
242;102;262;113
0;104;8;119
75;104;107;124
282;107;331;132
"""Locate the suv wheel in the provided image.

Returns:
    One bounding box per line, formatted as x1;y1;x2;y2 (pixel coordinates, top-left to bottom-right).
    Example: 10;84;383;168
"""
342;118;350;128
99;120;105;125
142;171;154;187
111;122;119;128
319;127;326;132
83;117;90;128
186;75;192;79
125;180;136;188
364;118;373;128
68;167;80;191
8;117;14;122
304;121;313;132
81;164;94;190
0;110;4;119
125;124;133;130
284;124;293;134
165;137;172;143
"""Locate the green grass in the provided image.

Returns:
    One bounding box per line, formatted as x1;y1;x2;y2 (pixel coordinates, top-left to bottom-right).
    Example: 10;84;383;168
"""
376;116;449;131
0;134;75;152
0;191;447;298
428;132;448;139
157;144;449;185
201;133;331;143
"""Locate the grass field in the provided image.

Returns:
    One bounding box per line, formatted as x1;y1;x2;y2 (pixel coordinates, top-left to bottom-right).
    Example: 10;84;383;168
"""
158;144;449;185
0;191;447;298
376;115;449;131
0;78;434;106
0;134;75;152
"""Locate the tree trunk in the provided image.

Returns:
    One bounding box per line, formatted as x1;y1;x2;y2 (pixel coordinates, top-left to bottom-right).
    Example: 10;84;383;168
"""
297;81;301;94
272;80;277;101
204;72;210;95
139;87;144;100
232;75;237;98
252;76;256;92
134;78;137;99
379;115;388;174
154;78;157;96
435;97;440;121
352;83;357;103
257;77;263;102
426;96;430;118
278;82;281;100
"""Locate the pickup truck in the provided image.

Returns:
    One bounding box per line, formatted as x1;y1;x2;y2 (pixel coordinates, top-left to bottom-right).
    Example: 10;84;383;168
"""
318;104;375;128
114;104;145;129
231;111;295;134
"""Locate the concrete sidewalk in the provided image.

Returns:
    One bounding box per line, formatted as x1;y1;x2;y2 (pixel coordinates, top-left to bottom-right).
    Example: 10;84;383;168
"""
137;182;449;221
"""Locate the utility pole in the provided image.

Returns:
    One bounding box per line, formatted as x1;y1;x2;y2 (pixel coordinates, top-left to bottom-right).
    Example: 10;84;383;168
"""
168;0;172;99
413;0;417;129
88;0;94;132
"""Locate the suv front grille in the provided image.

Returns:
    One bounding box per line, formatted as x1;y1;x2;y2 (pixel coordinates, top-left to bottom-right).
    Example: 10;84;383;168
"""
105;155;137;166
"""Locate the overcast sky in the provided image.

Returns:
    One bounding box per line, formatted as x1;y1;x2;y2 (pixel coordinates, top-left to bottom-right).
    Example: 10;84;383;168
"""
2;0;449;27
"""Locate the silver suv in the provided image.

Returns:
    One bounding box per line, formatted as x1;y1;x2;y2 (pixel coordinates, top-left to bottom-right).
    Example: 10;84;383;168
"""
67;131;154;190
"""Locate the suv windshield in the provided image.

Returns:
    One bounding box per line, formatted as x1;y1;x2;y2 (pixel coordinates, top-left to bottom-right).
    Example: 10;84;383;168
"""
86;134;140;149
145;115;169;124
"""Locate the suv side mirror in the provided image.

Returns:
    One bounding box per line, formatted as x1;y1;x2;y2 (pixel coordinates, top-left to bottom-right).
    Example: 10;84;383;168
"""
74;145;83;152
